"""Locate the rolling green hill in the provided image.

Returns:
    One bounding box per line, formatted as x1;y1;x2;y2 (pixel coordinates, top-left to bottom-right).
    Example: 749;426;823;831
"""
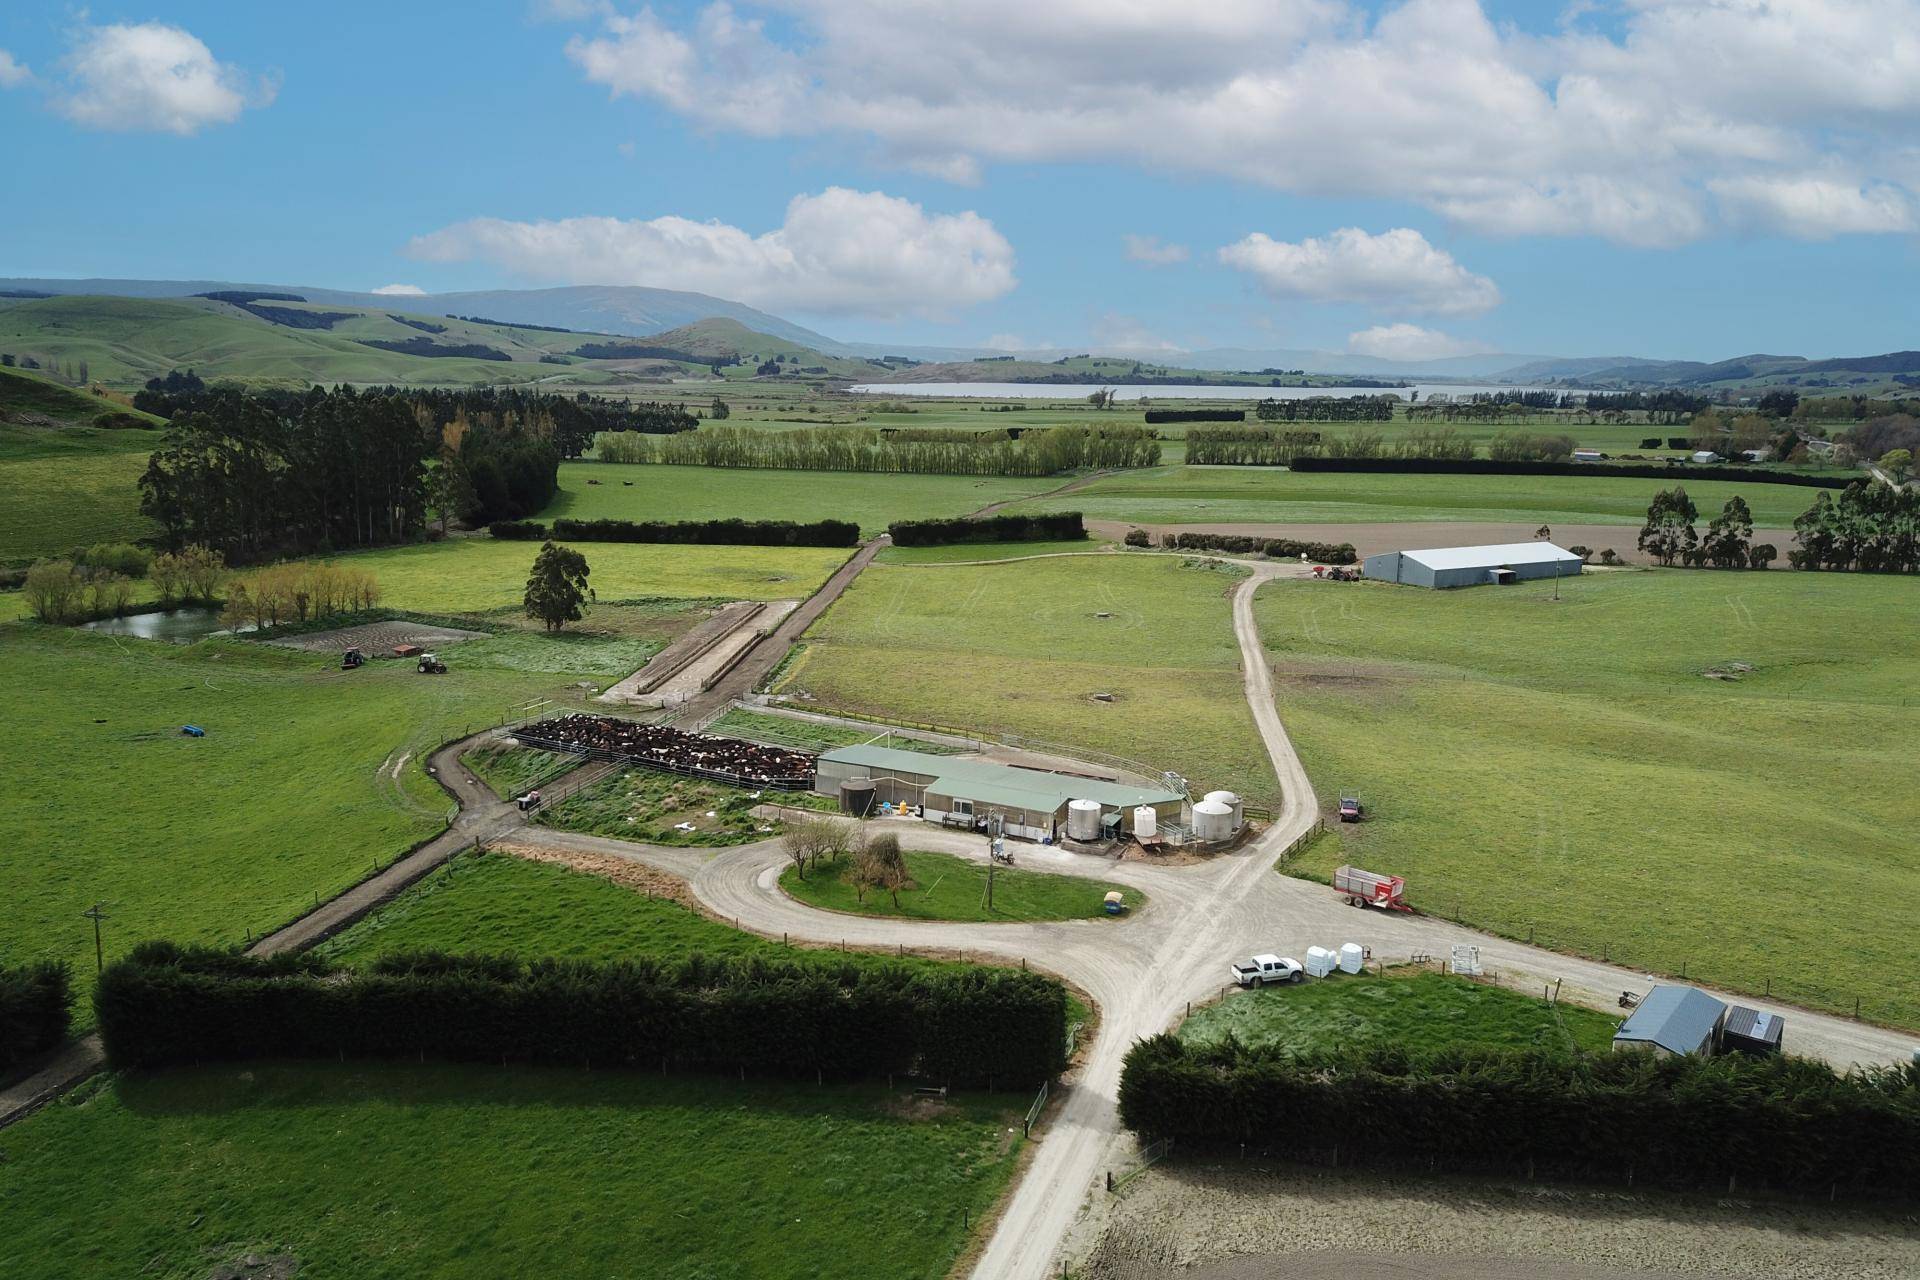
0;363;163;428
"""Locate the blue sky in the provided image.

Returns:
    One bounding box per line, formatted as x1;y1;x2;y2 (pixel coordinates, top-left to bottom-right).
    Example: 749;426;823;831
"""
2;1;1917;361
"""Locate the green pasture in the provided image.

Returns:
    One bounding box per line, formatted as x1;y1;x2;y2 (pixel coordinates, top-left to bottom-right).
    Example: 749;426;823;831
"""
0;627;593;1017
0;423;159;565
458;740;577;799
0;1061;1022;1280
548;460;1054;534
777;555;1273;804
1012;465;1823;529
290;538;850;616
538;768;818;845
781;848;1139;922
1255;569;1920;1028
875;538;1112;564
1180;968;1620;1055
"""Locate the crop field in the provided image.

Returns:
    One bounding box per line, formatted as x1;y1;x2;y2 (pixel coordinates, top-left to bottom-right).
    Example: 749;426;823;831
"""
0;1061;1023;1280
776;555;1274;804
782;848;1141;922
1179;968;1620;1055
1;626;591;1016
0;424;159;565
1010;464;1822;529
1255;569;1920;1028
289;539;850;615
549;461;1056;534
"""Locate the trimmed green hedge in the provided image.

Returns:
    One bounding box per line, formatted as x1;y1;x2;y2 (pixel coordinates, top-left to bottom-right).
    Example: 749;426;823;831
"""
96;943;1065;1088
1159;531;1356;563
491;518;862;547
1119;1035;1920;1195
887;512;1086;547
1144;409;1244;424
1290;456;1849;487
0;960;72;1071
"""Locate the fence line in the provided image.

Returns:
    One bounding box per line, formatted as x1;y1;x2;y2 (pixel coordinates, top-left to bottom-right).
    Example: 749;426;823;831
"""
1023;1079;1049;1137
1106;1137;1175;1195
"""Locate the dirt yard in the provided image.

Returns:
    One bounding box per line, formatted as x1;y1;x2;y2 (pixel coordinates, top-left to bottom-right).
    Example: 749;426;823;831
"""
1076;1162;1920;1280
261;619;485;654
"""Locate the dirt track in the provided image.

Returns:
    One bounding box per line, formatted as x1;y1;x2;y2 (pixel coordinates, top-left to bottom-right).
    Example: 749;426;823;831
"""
1086;519;1796;560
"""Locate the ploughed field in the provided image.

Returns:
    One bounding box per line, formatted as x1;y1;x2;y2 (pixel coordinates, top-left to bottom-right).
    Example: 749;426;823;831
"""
1010;464;1821;529
776;554;1274;805
1256;568;1920;1029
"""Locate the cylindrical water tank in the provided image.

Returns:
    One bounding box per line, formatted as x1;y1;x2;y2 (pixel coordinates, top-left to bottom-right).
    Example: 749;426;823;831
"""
1066;798;1103;841
1203;790;1244;830
1192;799;1234;842
1132;805;1158;840
839;778;876;817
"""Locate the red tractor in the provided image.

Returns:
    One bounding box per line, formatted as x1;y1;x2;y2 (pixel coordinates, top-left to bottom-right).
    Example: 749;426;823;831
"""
1338;794;1364;823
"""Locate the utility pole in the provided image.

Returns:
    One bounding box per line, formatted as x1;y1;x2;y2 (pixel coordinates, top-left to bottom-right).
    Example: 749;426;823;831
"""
985;815;1003;914
82;903;109;974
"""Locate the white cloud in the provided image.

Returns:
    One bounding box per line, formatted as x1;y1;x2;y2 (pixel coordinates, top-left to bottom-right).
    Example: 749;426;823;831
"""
532;0;613;20
1091;312;1186;352
372;283;428;296
407;187;1017;319
1709;176;1915;239
985;333;1029;351
559;0;1920;245
1123;235;1189;266
0;49;32;90
54;22;273;135
1346;323;1491;362
1220;227;1500;316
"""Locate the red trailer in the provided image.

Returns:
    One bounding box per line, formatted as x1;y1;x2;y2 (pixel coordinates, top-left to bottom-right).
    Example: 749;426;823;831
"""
1333;864;1409;910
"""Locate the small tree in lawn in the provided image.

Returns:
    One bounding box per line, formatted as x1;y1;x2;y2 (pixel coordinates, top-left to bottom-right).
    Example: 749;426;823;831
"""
524;541;593;632
1638;486;1699;567
863;832;909;909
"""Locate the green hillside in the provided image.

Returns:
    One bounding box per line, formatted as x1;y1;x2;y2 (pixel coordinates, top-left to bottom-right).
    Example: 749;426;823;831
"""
0;363;162;428
624;317;895;380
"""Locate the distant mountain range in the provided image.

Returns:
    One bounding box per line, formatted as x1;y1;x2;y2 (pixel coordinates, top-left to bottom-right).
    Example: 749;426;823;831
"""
3;277;1914;393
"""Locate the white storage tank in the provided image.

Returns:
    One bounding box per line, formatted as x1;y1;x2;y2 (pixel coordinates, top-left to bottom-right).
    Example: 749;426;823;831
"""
1305;946;1338;978
1132;805;1158;840
1202;790;1245;831
1067;798;1103;841
1338;943;1365;974
1192;799;1234;842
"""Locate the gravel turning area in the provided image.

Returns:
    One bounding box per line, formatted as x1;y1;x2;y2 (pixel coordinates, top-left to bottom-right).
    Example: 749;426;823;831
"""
1080;1163;1920;1280
260;619;486;654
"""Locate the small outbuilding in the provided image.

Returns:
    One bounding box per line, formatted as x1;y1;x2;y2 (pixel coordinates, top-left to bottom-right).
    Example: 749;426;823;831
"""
1613;985;1727;1058
1363;542;1584;590
1720;1004;1785;1056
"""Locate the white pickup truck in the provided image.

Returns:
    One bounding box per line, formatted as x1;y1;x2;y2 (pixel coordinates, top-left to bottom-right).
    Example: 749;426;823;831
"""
1229;953;1304;987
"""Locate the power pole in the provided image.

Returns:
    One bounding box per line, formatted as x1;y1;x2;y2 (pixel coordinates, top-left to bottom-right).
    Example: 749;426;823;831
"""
985;815;1003;913
82;903;109;974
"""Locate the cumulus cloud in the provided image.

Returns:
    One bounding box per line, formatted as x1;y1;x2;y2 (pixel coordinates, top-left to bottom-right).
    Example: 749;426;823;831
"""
1220;228;1500;316
372;283;428;296
407;187;1017;319
559;0;1920;245
1123;235;1189;266
54;21;274;134
1346;323;1491;362
0;49;32;90
1709;176;1915;238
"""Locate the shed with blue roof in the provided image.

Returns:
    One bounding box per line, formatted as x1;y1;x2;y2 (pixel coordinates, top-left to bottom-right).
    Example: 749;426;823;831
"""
1612;985;1727;1057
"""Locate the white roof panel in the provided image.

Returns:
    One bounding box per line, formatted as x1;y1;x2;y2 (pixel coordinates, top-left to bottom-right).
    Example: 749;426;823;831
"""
1401;542;1581;571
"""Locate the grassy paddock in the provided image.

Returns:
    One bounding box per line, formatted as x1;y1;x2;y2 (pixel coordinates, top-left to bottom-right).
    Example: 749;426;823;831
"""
1256;569;1920;1028
777;555;1273;803
874;538;1112;565
782;848;1140;922
0;424;159;565
1013;464;1818;528
550;461;1056;534
1179;968;1620;1055
0;1061;1023;1280
537;767;810;845
459;740;577;799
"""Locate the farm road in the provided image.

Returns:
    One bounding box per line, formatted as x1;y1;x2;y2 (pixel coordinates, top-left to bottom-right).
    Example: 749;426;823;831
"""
489;559;1918;1280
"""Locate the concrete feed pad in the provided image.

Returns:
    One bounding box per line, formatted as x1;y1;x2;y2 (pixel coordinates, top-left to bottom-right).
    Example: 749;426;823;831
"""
261;620;487;654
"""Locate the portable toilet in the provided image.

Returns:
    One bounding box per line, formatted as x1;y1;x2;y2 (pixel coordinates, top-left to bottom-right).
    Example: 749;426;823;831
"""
1338;943;1365;974
1304;946;1338;978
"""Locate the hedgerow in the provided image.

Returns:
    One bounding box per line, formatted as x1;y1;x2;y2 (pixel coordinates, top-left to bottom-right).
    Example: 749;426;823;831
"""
1156;531;1357;563
886;512;1086;547
1289;456;1849;487
592;424;1159;476
0;960;72;1071
490;518;861;547
1118;1035;1920;1196
1144;409;1244;424
95;943;1065;1088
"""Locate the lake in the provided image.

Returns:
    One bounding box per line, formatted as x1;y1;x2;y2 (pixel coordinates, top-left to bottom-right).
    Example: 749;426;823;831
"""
848;382;1573;402
81;606;235;643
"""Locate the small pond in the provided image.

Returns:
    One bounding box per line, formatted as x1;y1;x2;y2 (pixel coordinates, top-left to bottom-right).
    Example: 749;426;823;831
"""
80;606;236;643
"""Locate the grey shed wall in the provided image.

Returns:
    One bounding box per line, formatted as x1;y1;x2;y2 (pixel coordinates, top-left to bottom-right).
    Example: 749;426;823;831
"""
1362;551;1435;587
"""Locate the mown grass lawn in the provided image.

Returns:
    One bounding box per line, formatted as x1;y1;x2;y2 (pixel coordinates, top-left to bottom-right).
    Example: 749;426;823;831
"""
1180;969;1620;1055
0;1062;1024;1280
777;555;1274;804
548;461;1057;535
1012;464;1823;528
1255;568;1920;1029
782;849;1140;922
1;626;591;1018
